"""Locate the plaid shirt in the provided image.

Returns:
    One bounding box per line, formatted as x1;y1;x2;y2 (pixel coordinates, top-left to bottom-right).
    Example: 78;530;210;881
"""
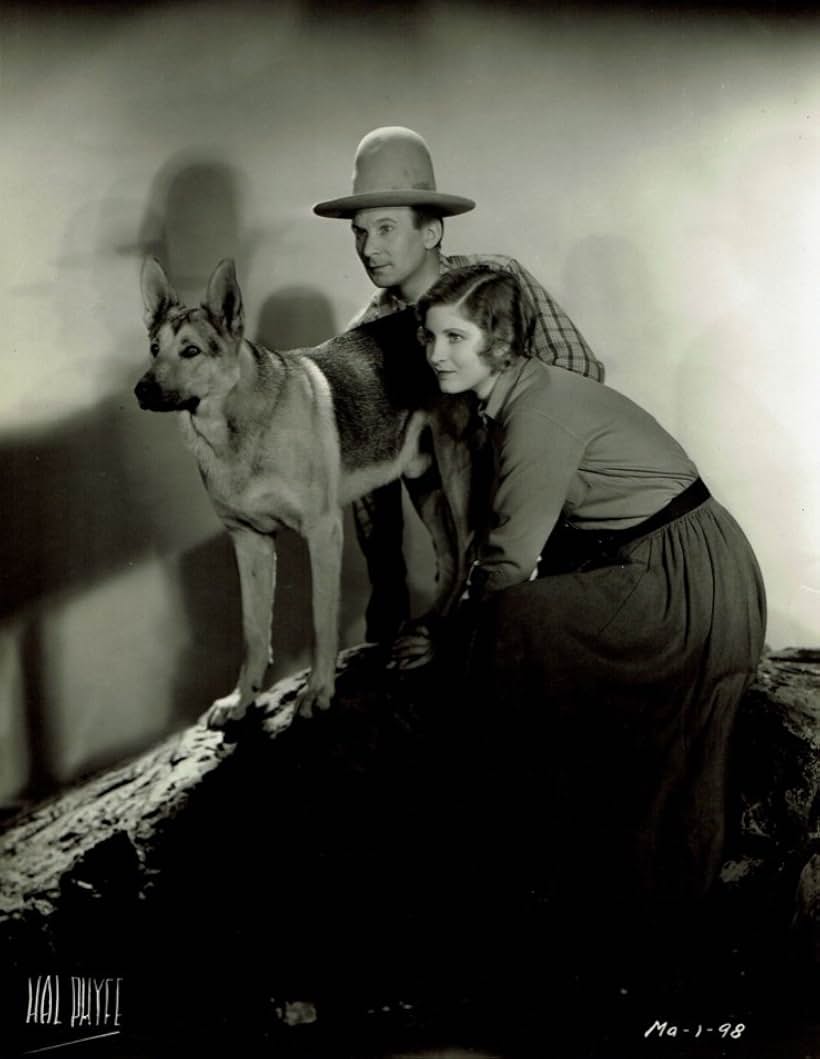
348;252;604;382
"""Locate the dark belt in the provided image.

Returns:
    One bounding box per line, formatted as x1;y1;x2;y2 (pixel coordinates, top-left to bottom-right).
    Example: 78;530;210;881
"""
537;477;711;577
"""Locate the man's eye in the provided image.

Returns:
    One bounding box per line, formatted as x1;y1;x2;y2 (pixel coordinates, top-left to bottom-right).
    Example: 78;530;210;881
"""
180;344;201;359
150;341;159;358
379;225;393;235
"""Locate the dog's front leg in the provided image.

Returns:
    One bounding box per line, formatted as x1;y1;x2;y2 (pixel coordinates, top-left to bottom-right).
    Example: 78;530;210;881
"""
297;511;343;719
206;526;277;730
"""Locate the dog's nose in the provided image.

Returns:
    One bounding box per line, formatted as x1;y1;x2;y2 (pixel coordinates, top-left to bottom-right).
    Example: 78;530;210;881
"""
134;377;156;409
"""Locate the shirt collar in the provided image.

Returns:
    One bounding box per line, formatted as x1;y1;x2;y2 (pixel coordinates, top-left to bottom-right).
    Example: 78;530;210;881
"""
378;254;451;310
372;288;407;313
481;356;536;422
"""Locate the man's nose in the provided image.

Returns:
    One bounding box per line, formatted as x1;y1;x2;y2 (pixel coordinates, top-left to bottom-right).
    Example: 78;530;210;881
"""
362;232;380;260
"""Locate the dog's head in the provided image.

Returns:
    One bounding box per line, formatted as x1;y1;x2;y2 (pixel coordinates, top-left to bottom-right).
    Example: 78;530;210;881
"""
134;258;245;414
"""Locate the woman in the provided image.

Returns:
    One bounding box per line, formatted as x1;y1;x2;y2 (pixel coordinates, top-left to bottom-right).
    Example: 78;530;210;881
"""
409;264;766;921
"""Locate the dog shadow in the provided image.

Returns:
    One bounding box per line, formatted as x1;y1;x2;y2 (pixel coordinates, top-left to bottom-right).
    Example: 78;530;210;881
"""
2;153;265;802
0;373;212;799
132;155;372;730
4;153;371;802
132;154;260;298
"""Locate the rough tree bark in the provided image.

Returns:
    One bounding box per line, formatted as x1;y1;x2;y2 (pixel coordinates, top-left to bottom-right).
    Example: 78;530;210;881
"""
2;648;817;926
1;646;817;1055
0;657;306;920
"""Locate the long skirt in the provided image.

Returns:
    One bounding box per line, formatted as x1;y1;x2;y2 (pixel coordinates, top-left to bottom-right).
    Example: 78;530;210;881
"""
461;496;767;915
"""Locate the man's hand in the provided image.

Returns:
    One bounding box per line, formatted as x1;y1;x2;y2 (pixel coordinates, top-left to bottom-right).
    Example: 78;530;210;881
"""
387;618;436;671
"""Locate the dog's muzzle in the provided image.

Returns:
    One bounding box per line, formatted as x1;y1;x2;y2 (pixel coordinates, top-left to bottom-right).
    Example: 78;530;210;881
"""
134;376;199;413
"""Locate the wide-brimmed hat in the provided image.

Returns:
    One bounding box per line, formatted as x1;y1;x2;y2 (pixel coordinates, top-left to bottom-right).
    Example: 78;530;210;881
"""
313;126;475;219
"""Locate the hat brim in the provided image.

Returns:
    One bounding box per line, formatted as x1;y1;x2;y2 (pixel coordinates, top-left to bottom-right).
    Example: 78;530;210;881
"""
313;190;476;219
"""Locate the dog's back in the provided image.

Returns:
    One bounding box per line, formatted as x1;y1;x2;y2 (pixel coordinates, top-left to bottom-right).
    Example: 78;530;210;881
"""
304;309;439;471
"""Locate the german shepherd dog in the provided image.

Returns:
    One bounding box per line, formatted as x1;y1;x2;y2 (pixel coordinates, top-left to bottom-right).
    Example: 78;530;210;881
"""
135;259;471;729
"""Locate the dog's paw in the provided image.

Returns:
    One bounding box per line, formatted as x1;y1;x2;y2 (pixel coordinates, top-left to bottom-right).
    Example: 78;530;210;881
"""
204;688;253;731
294;683;333;720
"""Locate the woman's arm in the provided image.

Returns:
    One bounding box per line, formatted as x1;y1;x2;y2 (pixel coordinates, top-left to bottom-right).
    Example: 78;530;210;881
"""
471;408;584;599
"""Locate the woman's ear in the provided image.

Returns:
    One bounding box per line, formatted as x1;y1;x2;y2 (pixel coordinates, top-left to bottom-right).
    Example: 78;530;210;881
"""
490;340;515;371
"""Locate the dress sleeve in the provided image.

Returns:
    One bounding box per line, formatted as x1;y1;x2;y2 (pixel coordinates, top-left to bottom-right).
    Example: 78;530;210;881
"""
502;258;605;382
472;408;585;597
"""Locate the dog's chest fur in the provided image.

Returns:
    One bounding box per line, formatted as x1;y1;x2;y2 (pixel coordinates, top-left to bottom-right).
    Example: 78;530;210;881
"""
178;359;316;531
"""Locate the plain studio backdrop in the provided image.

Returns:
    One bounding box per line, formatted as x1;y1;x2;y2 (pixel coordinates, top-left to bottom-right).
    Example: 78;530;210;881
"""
1;0;818;803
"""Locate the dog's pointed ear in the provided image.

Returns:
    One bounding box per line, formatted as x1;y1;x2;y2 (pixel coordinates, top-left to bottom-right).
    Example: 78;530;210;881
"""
141;257;180;331
204;259;244;339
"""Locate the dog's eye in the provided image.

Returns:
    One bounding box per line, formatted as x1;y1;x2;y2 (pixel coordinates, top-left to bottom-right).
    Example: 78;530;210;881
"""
149;341;159;358
180;344;201;359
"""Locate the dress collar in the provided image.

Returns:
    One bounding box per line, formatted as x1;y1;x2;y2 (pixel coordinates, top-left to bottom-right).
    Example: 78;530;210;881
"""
481;356;536;421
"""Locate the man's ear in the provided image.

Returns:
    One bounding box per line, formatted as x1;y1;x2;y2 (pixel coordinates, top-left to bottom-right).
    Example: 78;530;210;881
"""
140;257;180;331
421;217;443;251
204;259;244;338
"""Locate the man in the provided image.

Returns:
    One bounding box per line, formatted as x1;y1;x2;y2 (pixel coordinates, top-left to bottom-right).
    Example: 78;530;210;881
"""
314;126;604;645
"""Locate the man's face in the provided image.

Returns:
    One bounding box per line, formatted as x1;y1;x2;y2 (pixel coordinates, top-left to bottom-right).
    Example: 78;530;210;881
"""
351;207;434;293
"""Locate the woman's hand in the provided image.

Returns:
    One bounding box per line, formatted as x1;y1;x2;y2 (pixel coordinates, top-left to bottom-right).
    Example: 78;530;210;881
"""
386;618;436;671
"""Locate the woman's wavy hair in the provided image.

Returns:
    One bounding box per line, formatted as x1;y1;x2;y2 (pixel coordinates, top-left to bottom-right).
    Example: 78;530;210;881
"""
416;265;535;370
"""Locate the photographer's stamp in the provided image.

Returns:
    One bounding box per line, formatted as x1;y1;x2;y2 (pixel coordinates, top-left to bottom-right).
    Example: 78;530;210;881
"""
25;975;122;1029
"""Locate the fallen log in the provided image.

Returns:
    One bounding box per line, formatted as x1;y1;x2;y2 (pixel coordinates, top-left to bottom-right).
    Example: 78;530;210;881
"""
0;654;310;921
0;646;817;1056
721;649;820;923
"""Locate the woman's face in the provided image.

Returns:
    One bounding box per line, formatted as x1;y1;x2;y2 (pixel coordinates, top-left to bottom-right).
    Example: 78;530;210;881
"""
422;303;497;400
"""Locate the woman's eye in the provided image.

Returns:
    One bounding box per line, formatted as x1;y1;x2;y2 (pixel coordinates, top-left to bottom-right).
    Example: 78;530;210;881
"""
149;341;159;358
180;344;200;359
448;333;463;343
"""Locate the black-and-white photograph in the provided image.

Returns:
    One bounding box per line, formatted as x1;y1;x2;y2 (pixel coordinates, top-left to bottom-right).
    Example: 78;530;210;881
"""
1;1;818;1056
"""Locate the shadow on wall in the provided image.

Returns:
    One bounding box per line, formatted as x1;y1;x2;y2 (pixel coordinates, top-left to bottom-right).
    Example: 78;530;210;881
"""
562;234;670;420
134;154;267;735
134;154;258;295
674;130;820;649
137;161;369;735
1;154;368;802
675;314;814;649
0;385;196;797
